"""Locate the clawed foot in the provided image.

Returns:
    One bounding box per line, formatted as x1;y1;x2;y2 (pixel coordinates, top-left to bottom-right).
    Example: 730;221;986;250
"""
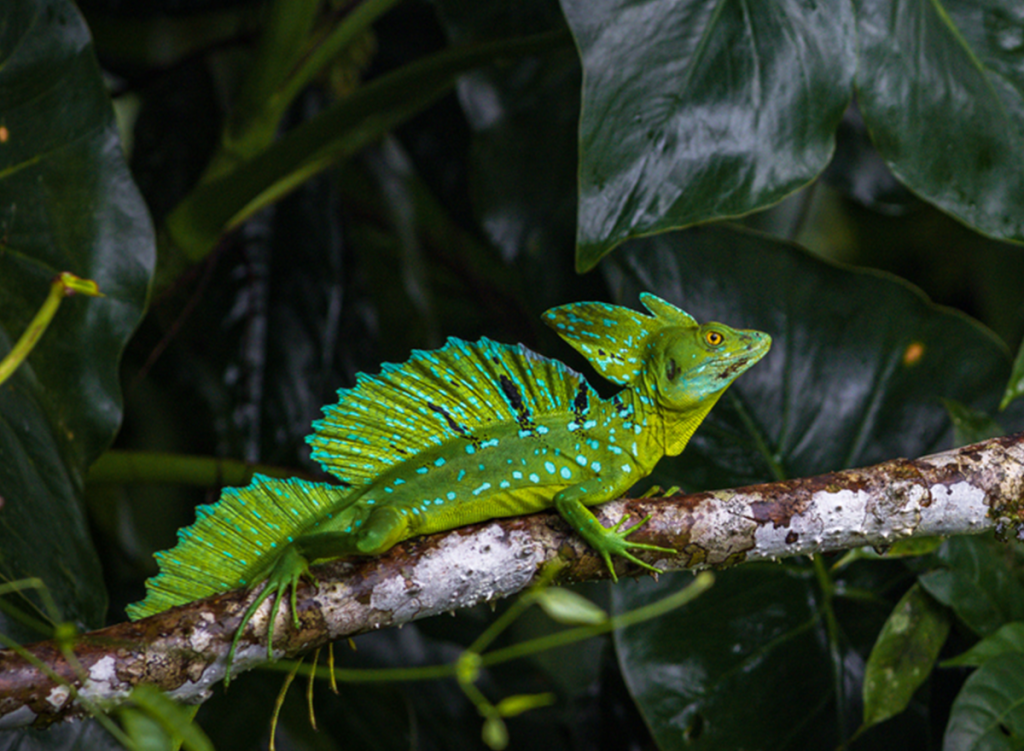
225;546;314;687
638;485;682;499
598;513;677;582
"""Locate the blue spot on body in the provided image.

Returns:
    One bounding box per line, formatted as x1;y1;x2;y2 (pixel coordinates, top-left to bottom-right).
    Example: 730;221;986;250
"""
576;455;587;466
473;482;492;496
544;462;556;474
530;473;540;483
591;462;602;472
447;491;457;500
435;457;446;467
416;467;428;475
513;471;523;480
560;467;572;479
466;444;476;454
457;469;467;482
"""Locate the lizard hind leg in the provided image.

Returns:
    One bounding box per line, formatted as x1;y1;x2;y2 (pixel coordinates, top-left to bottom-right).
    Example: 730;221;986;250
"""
225;544;312;687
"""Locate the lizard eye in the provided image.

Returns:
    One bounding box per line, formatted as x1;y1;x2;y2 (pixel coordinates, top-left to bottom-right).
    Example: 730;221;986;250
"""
665;358;678;381
705;331;724;346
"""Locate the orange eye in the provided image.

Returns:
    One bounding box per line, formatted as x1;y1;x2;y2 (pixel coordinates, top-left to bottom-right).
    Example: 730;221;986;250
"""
705;331;724;346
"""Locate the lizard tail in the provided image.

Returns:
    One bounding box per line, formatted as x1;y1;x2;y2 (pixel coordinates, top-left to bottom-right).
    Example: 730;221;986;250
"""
126;476;349;620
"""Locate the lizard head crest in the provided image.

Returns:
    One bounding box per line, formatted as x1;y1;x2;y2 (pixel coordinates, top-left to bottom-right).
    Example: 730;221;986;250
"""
543;293;770;400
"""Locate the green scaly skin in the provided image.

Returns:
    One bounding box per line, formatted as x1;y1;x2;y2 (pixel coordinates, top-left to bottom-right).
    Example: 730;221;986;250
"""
126;294;771;684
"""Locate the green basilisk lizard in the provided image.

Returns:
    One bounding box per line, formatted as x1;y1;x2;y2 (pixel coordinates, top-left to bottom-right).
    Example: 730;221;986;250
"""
127;293;770;677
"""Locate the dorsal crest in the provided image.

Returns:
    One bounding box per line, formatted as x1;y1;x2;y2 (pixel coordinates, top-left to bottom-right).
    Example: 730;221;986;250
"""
542;293;697;386
307;338;598;486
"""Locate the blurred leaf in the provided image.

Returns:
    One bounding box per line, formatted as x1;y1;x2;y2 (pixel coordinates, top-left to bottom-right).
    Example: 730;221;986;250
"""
861;583;950;730
918;537;1024;638
438;0;580;277
563;0;855;269
604;226;1009;489
822;103;917;215
535;587;607;625
943;398;1005;447
943;652;1024;751
882;537;945;559
856;0;1024;245
0;719;127;751
495;692;556;717
944;623;1024;669
1000;336;1024;410
165;31;568;261
0;0;154;639
614;566;853;750
121;685;211;751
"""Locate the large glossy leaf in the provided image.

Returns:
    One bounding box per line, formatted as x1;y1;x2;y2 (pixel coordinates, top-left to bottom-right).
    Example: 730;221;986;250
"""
0;0;154;639
615;566;864;750
562;0;856;270
943;652;1024;751
604;226;1009;749
855;0;1024;244
918;537;1024;638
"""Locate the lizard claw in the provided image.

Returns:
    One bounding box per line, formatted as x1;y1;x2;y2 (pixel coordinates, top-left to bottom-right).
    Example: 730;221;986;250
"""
224;546;311;687
597;513;676;582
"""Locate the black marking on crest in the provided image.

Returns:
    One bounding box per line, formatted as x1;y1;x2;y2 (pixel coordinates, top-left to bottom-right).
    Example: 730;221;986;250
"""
428;402;469;437
499;374;536;433
572;382;589;419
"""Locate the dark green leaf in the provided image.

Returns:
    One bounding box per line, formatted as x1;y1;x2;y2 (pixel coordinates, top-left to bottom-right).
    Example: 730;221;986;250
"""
862;583;951;730
944;623;1024;668
856;0;1024;244
562;0;856;270
0;0;154;638
943;398;1005;447
438;0;580;274
1000;337;1024;410
165;31;569;261
918;537;1024;637
943;652;1024;751
0;719;126;751
614;567;850;750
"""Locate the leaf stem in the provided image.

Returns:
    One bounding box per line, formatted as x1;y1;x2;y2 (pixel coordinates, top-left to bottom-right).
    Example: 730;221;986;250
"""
0;272;102;388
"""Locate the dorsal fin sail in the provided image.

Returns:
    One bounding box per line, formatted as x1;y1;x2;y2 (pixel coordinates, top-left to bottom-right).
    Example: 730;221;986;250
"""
542;294;697;386
307;337;597;485
125;476;347;619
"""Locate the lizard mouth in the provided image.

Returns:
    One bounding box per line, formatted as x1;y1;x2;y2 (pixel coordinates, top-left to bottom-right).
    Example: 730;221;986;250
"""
685;332;771;383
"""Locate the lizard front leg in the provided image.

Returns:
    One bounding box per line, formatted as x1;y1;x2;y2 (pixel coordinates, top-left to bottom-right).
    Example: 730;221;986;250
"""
553;478;676;582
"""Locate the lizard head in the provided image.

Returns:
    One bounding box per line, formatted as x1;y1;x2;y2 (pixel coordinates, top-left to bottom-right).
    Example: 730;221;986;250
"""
644;322;771;412
543;293;770;399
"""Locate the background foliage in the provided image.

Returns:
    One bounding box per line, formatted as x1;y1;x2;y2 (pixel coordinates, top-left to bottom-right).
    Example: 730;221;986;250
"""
2;0;1024;749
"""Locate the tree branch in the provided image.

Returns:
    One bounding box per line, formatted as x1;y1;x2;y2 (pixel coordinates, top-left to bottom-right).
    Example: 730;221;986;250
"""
3;433;1023;728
